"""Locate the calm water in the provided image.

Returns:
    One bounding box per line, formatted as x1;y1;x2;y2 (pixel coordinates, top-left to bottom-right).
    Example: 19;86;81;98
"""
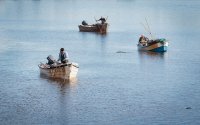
0;0;200;125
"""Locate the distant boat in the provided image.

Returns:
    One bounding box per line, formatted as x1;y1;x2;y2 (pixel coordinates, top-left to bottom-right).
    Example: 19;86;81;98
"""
38;55;79;79
79;23;108;34
139;18;168;52
38;62;79;80
78;17;108;34
137;38;168;52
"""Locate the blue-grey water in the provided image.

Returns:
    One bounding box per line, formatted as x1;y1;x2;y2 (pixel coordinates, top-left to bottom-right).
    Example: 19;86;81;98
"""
0;0;200;125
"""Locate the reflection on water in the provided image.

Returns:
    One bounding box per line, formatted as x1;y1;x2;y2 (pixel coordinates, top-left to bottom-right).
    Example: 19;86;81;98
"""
138;51;166;59
39;74;77;124
80;31;108;38
80;31;108;44
137;51;167;67
40;74;77;88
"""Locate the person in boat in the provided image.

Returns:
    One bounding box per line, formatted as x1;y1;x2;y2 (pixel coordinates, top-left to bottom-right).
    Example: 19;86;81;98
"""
57;48;69;63
139;35;148;46
97;17;106;24
139;35;148;42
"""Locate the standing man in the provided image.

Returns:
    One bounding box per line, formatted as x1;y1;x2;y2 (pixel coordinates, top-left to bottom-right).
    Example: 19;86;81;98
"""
98;17;106;24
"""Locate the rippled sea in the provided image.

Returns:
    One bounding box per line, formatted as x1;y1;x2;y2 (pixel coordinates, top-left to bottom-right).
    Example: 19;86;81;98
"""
0;0;200;124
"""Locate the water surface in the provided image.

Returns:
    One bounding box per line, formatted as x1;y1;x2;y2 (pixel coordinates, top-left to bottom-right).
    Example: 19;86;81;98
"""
0;0;200;125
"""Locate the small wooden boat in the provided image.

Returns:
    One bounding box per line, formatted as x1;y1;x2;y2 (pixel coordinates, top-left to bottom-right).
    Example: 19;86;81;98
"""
78;23;108;34
78;17;108;34
38;62;79;80
137;38;168;52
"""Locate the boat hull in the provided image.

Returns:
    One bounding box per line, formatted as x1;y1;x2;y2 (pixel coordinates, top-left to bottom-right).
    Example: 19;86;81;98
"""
38;63;79;79
138;41;168;52
78;23;108;34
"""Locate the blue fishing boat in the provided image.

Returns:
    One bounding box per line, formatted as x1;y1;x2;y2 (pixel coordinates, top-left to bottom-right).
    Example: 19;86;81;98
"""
137;38;168;52
139;18;168;52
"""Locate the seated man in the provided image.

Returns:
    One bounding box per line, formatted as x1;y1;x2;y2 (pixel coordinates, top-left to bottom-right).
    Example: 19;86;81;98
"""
57;48;69;63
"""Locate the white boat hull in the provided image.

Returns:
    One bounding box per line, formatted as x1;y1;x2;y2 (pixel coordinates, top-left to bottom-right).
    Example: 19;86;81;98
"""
39;63;79;79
